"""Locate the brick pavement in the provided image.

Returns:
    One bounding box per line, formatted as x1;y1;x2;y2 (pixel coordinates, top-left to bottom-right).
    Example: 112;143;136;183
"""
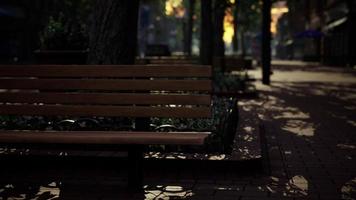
0;64;355;199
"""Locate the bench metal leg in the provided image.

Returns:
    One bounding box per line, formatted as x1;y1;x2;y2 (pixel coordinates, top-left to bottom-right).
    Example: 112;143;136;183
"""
128;145;143;192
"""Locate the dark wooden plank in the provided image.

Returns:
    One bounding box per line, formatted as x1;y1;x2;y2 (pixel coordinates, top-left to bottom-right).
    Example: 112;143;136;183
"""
0;92;211;105
0;65;211;78
149;60;198;64
0;105;211;118
0;131;210;145
0;79;212;91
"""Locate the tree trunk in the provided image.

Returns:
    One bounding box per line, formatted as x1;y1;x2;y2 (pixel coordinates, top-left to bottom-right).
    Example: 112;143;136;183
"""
262;0;271;85
88;0;139;64
213;0;227;70
23;0;47;63
213;0;226;58
240;27;246;57
200;0;213;65
184;0;195;56
232;1;239;53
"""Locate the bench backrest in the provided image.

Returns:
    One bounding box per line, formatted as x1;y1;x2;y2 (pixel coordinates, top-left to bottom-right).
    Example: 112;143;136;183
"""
0;65;212;119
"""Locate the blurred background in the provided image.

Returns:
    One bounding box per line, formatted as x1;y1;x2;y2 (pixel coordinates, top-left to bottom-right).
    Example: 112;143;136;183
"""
0;0;355;67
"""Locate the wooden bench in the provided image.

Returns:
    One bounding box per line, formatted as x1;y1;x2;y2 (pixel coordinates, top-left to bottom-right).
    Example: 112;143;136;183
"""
0;64;212;191
136;56;199;65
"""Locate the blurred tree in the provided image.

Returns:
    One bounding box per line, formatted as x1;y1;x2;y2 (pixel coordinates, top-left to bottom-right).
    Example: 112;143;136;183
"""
87;0;139;64
232;0;239;52
23;0;48;60
184;0;195;56
213;0;229;58
40;0;91;50
233;0;261;56
262;0;271;84
200;0;213;65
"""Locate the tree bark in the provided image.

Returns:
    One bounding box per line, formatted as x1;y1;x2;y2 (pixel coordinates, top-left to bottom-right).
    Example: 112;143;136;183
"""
23;0;47;63
200;0;213;65
184;0;195;56
213;0;227;71
240;27;246;57
262;0;271;85
213;0;226;58
232;1;239;53
88;0;139;64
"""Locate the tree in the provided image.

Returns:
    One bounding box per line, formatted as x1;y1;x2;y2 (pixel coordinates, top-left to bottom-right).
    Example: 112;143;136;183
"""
200;0;213;65
232;0;261;56
210;0;229;71
213;0;228;58
23;0;47;61
39;0;91;50
262;0;271;84
87;0;140;64
184;0;195;56
232;0;239;52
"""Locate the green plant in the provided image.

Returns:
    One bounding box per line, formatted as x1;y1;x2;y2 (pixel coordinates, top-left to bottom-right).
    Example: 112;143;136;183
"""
213;71;246;92
40;0;91;50
151;96;238;153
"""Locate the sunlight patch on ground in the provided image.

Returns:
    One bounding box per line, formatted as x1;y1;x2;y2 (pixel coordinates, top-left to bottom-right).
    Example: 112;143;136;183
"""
281;120;315;137
287;175;308;196
347;120;356;127
258;93;315;137
337;144;356;150
35;185;60;200
249;66;356;84
309;88;327;96
208;154;226;160
272;71;356;83
243;126;253;133
0;183;60;200
337;93;356;102
344;106;356;111
144;185;193;199
265;175;309;197
273;111;310;119
216;186;242;191
341;178;356;200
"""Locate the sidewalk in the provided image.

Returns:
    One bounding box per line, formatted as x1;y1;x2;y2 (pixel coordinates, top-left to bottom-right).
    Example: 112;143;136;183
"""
0;63;355;199
246;63;356;199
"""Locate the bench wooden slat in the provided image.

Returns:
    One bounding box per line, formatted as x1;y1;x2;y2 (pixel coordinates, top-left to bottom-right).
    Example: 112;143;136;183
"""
0;131;210;145
0;65;211;78
0;79;212;91
0;105;211;118
0;92;211;105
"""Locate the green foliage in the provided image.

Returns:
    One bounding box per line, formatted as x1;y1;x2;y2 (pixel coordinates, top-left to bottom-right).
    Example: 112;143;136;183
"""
151;96;238;153
234;0;262;32
40;0;91;50
213;71;247;92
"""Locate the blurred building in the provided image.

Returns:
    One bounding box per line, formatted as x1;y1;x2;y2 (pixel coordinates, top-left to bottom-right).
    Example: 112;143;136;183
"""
322;0;355;66
275;0;356;67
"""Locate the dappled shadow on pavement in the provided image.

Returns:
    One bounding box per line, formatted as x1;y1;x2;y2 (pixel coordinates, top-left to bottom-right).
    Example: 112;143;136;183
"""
0;158;264;200
248;78;356;199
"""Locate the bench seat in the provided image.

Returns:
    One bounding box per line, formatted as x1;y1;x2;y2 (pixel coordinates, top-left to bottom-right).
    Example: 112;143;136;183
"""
0;131;210;145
